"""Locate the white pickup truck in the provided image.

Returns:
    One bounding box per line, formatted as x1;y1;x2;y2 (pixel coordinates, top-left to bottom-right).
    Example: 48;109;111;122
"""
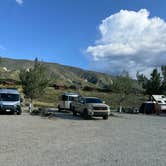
71;97;110;120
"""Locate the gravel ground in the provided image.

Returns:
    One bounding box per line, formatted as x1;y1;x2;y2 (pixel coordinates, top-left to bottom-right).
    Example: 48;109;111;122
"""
0;112;166;166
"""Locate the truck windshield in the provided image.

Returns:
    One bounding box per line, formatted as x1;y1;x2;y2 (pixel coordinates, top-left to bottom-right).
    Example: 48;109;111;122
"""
0;93;19;101
85;98;102;103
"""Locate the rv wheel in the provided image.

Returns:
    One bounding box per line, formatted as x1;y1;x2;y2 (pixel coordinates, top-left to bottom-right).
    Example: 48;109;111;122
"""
72;107;77;116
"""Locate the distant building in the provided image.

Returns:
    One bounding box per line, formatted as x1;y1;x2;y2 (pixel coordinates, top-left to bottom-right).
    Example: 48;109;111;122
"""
1;79;18;86
53;84;67;90
3;67;8;72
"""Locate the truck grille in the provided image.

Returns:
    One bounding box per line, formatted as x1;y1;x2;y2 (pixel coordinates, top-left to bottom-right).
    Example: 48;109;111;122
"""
93;107;108;110
2;105;14;109
93;112;108;116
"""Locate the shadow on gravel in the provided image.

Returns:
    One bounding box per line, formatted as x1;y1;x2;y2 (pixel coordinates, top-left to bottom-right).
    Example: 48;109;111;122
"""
30;110;83;121
52;112;84;121
30;108;116;121
110;113;128;119
40;111;110;121
0;112;16;115
150;113;166;117
50;112;113;121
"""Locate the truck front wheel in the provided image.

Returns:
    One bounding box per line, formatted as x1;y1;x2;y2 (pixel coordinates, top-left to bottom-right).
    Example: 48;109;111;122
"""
83;109;90;120
17;111;22;115
16;107;22;115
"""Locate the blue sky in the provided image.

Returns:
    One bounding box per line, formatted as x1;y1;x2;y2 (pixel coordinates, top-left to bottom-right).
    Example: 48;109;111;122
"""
0;0;166;76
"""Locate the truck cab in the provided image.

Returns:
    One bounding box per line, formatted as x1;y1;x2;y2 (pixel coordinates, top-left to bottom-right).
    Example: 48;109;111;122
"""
0;88;22;115
58;92;80;111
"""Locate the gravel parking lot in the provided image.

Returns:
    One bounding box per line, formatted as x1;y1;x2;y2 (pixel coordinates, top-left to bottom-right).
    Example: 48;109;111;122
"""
0;112;166;166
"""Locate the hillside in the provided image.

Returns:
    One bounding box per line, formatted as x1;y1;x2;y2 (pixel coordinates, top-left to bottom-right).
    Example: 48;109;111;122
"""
0;57;113;88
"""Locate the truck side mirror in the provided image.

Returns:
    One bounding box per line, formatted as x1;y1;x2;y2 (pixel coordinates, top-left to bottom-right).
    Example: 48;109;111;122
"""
80;100;85;104
103;101;106;104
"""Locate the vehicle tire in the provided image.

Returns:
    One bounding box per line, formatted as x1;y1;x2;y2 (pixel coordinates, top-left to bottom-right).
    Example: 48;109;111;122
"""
83;109;89;120
72;107;77;116
103;115;108;120
58;105;61;112
17;111;22;115
16;107;22;115
17;110;22;115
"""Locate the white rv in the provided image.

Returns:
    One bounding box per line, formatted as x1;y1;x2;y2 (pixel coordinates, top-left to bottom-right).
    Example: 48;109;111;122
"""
58;93;80;111
151;95;166;111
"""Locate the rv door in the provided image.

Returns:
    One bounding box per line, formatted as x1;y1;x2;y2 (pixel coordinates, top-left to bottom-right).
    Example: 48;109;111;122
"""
61;95;68;109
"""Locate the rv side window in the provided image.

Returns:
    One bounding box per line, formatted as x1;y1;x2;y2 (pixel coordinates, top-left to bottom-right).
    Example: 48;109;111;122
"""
62;95;68;101
69;96;77;101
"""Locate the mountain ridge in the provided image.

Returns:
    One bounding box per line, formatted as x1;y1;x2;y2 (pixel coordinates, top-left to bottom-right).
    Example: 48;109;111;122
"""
0;57;113;88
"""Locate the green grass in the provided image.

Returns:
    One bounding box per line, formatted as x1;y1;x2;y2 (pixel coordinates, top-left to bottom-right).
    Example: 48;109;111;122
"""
35;87;147;109
0;84;147;109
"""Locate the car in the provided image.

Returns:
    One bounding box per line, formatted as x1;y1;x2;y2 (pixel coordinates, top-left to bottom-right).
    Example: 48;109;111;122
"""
58;92;80;111
0;88;22;115
71;97;110;120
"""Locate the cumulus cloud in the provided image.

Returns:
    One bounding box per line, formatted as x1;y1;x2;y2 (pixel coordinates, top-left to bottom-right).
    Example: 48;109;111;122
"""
87;9;166;78
16;0;24;5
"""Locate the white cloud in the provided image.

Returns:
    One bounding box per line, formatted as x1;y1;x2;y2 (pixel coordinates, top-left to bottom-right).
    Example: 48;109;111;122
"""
87;9;166;78
16;0;24;5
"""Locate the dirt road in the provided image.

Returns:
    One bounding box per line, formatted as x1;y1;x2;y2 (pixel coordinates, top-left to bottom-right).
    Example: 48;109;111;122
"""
0;112;166;166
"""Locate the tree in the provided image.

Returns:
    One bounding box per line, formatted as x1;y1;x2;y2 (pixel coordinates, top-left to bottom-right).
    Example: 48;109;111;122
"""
111;72;133;111
19;58;49;106
112;72;133;94
146;68;161;95
160;66;166;94
161;66;166;80
136;72;148;89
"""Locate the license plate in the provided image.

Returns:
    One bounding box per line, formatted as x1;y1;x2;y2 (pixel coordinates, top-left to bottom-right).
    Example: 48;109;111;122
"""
6;109;11;112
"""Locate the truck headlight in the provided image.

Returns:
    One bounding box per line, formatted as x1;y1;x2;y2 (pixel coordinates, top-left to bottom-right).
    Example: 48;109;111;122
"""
87;105;93;111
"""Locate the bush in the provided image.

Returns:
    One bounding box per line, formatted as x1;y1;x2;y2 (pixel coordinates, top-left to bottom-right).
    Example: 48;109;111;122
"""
83;86;94;91
69;85;77;90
